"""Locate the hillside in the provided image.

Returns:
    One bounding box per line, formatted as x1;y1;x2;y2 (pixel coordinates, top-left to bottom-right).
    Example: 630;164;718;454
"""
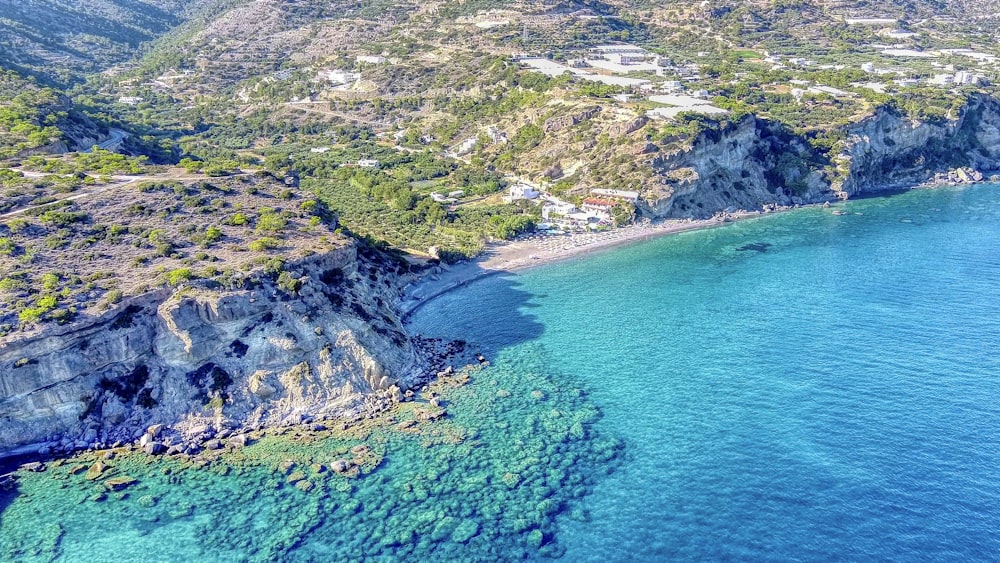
0;168;348;336
0;0;214;85
0;0;997;263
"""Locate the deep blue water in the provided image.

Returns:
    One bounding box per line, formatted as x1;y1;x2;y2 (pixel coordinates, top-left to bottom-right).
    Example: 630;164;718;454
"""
409;184;1000;560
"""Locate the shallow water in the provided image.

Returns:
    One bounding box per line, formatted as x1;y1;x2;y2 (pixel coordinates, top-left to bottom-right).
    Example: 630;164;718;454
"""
410;183;1000;560
1;354;622;562
4;184;1000;561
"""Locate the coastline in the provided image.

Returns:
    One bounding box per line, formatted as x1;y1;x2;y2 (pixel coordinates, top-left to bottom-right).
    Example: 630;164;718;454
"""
400;211;762;319
400;176;1000;320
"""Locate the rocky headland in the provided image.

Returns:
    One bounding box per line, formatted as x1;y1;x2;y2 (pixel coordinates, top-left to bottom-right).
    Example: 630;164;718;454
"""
643;94;1000;218
0;241;464;462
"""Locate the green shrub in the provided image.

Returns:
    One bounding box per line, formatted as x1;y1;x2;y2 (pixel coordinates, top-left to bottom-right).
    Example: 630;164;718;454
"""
255;211;288;233
166;268;194;286
38;209;87;226
226;213;249;226
204;226;223;245
41;272;59;291
277;271;302;293
264;258;285;276
249;237;281;252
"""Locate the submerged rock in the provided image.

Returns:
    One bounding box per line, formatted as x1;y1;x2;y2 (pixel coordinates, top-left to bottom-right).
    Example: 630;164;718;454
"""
84;461;107;480
330;459;353;474
104;476;137;491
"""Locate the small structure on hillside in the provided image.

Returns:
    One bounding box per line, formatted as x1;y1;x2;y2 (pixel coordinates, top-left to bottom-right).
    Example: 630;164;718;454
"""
508;184;539;200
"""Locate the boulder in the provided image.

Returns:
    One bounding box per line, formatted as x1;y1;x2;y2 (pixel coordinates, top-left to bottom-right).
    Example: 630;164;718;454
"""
81;428;99;444
331;459;353;473
85;461;107;480
143;441;166;455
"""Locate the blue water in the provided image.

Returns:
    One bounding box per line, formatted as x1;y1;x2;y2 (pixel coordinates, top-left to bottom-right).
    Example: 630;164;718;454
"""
4;184;1000;561
409;184;1000;560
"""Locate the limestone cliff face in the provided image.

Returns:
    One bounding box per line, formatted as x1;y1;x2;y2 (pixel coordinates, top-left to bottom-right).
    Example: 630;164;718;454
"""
0;243;420;455
641;94;1000;219
643;116;830;218
836;94;1000;197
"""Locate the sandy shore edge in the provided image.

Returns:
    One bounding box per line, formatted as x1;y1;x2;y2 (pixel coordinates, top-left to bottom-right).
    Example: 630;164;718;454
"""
399;177;1000;320
399;212;761;319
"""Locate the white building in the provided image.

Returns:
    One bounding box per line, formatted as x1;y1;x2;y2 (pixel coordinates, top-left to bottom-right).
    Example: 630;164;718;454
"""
809;85;851;97
486;126;507;144
357;159;379;168
320;70;360;86
454;137;478;156
117;96;144;105
954;71;980;85
929;73;955;86
430;192;456;203
508;184;539;200
542;202;577;220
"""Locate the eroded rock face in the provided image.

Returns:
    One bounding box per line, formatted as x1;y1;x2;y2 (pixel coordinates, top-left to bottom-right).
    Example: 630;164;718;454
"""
543;106;602;133
641;94;1000;219
644;115;830;218
837;95;1000;196
0;243;421;455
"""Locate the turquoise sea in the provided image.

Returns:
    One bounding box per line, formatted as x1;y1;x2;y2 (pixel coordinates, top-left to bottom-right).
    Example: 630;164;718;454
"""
3;183;1000;560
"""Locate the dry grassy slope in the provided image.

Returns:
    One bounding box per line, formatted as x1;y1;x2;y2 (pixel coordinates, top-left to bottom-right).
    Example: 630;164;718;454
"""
468;96;657;194
0;173;344;334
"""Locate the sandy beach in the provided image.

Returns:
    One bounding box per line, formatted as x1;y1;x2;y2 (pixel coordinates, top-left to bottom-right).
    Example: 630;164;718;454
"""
400;213;761;318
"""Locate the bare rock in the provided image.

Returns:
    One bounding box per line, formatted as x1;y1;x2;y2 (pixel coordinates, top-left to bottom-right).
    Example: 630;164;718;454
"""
331;459;353;473
143;441;166;455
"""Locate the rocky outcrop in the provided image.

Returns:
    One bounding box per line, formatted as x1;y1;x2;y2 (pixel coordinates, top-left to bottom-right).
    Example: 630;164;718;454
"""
641;94;1000;219
644;115;830;218
543;106;601;133
0;243;424;456
836;94;1000;197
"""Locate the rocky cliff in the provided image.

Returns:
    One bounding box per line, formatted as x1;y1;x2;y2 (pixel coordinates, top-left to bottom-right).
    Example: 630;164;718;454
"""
0;243;424;457
641;94;1000;219
643;116;831;218
836;94;1000;197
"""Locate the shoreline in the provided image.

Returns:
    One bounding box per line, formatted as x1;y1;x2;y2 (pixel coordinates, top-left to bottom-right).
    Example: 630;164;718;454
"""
400;177;1000;320
400;211;764;319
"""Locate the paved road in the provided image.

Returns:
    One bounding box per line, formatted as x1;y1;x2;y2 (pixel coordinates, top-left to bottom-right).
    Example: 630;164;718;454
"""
83;128;130;153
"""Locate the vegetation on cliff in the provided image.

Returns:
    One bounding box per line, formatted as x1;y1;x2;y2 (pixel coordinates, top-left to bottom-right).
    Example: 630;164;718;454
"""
0;173;342;335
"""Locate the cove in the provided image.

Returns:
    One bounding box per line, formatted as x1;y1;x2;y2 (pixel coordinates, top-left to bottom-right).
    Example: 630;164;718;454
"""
2;184;1000;561
408;183;1000;560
